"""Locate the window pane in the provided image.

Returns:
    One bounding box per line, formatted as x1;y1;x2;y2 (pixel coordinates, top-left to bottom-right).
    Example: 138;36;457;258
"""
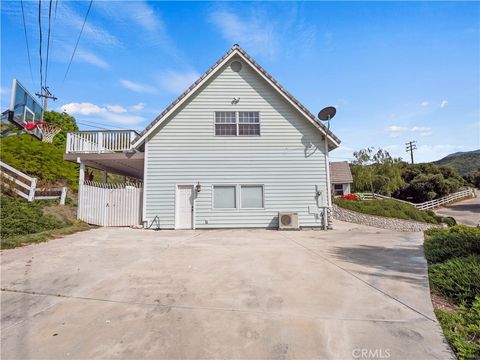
238;112;259;123
241;185;263;208
239;124;260;136
214;186;236;208
215;111;236;123
215;124;237;136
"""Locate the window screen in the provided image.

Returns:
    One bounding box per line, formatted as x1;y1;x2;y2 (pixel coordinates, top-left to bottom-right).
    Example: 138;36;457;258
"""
241;185;263;208
213;186;236;208
238;112;260;136
215;112;237;136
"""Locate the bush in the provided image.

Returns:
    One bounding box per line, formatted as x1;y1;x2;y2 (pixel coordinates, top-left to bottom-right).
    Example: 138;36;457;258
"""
424;226;480;264
435;296;480;360
429;256;480;306
334;198;441;224
441;216;457;227
0;195;70;240
340;194;358;201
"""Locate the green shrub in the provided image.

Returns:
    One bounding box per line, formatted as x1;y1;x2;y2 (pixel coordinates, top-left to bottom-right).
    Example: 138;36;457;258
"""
429;256;480;306
435;296;480;360
424;226;480;264
334;198;441;224
441;216;457;227
0;195;71;240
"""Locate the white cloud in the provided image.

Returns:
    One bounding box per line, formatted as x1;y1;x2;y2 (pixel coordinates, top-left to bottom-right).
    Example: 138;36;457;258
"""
106;105;127;113
385;125;432;137
209;9;277;58
120;79;157;94
420;101;429;107
157;70;200;94
59;102;145;126
440;100;448;108
76;50;109;69
130;103;145;112
60;102;105;116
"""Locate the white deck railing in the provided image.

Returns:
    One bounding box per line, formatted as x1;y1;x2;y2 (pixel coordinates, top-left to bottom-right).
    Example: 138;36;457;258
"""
66;130;138;154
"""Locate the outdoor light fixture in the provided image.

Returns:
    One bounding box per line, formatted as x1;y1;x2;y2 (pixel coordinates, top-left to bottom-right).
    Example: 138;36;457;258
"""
196;182;202;193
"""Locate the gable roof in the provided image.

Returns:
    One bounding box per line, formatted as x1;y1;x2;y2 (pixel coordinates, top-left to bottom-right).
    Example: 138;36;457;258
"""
132;44;341;148
330;161;353;184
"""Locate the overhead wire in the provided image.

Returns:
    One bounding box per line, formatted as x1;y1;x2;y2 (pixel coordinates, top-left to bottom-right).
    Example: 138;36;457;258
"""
63;0;94;83
38;0;43;94
20;0;34;83
44;0;53;89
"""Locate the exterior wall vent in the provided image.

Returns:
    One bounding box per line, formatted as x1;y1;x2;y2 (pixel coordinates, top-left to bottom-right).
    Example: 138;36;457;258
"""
278;212;299;230
231;61;242;72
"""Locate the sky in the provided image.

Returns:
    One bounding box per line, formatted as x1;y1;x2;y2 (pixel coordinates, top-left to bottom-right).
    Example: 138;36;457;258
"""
1;1;479;162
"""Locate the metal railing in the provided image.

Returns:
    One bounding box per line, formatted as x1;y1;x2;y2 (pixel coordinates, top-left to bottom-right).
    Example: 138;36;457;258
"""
66;130;138;154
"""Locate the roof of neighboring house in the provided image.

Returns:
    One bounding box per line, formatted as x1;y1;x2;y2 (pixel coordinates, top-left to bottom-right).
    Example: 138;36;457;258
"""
330;161;353;184
131;44;341;148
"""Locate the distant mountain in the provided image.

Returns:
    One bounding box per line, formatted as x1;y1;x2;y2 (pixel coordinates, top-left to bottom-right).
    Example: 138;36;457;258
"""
433;149;480;176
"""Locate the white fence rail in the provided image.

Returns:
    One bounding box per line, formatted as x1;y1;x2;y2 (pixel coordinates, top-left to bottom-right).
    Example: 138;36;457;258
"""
66;130;138;154
78;181;143;226
414;188;476;210
359;188;476;210
0;160;66;204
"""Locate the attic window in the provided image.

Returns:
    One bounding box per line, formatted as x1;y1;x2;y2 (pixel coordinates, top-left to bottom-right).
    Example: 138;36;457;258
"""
215;112;260;136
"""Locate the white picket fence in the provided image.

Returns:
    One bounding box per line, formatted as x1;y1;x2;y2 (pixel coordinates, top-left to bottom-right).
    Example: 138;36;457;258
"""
78;181;143;226
0;160;67;204
360;188;476;210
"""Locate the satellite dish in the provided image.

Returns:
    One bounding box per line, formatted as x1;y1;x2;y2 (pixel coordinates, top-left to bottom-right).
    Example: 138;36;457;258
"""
318;106;336;121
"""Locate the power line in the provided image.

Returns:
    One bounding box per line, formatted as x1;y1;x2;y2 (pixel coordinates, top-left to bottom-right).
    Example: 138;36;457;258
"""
20;0;34;83
38;0;43;94
405;140;417;164
76;121;112;130
44;0;53;88
63;0;94;83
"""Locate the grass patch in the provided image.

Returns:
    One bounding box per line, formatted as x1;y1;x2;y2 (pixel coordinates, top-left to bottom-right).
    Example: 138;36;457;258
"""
435;297;480;360
429;256;480;305
335;198;442;224
424;226;480;264
424;226;480;359
1;220;92;249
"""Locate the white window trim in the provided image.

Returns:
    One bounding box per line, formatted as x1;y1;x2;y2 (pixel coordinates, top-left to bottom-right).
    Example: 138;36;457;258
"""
213;111;261;137
212;184;238;210
239;184;265;209
211;184;265;210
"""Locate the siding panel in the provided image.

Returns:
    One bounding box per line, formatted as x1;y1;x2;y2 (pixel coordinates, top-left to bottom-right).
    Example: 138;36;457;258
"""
144;56;329;229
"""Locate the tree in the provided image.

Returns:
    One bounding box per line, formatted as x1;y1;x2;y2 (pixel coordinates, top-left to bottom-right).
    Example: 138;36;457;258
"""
351;147;404;196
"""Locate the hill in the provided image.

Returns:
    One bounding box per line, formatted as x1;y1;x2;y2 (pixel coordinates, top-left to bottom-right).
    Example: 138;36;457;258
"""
433;149;480;176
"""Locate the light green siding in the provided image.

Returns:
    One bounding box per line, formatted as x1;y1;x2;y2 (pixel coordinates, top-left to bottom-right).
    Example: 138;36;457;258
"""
144;56;329;228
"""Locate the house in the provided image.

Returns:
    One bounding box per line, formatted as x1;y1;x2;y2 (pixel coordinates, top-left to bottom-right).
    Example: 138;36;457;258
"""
330;161;353;196
64;45;341;229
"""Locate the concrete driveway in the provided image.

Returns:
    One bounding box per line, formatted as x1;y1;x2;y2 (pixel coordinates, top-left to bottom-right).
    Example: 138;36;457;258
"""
435;190;480;226
1;222;453;359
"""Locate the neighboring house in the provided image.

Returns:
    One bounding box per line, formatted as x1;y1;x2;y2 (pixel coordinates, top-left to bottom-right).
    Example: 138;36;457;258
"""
330;161;353;196
65;45;341;229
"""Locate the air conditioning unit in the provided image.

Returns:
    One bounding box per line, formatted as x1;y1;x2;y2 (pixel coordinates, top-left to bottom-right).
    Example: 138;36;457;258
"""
278;212;299;230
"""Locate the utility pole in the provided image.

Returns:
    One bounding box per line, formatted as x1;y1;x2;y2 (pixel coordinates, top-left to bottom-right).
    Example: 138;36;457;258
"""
405;140;417;164
35;86;57;121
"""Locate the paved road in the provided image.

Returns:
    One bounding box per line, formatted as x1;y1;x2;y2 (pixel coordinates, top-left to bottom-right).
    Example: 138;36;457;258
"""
1;223;453;359
435;190;480;226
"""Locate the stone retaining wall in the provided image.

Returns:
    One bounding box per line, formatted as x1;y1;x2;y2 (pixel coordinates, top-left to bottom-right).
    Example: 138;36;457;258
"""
332;204;442;232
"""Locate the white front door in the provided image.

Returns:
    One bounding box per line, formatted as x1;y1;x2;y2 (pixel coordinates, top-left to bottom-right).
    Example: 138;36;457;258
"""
176;185;194;229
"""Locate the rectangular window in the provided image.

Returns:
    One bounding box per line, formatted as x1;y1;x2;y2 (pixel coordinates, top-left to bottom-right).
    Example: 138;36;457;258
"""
334;184;344;196
238;112;260;136
214;111;260;136
241;185;264;208
215;112;237;136
213;185;236;209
